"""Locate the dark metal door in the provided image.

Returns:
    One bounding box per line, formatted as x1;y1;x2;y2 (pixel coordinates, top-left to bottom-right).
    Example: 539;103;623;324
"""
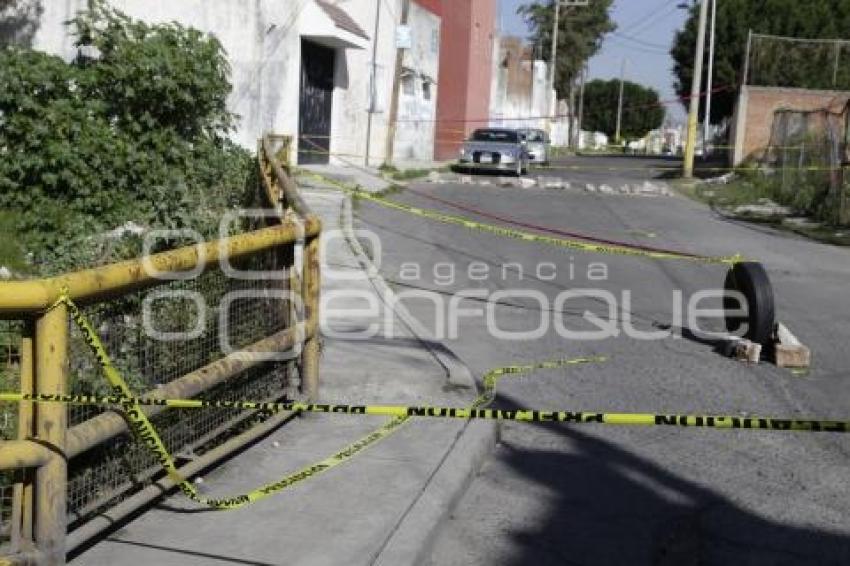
298;40;335;165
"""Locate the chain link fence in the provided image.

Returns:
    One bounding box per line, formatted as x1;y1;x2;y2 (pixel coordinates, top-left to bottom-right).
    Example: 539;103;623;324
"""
1;222;308;552
747;34;850;90
65;246;300;526
760;106;850;225
0;322;21;547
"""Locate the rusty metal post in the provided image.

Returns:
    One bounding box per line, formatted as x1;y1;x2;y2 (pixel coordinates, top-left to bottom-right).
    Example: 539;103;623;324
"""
11;320;35;553
302;235;321;401
34;304;68;564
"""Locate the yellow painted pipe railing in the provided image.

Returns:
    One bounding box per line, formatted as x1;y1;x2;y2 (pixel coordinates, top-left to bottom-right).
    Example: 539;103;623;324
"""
0;134;320;564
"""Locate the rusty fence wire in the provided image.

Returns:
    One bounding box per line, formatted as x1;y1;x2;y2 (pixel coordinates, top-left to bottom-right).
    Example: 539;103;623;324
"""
0;133;321;562
1;322;21;548
760;107;850;225
65;248;300;525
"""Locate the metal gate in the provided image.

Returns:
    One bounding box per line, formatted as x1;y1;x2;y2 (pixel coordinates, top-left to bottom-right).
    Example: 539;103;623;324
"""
298;40;335;165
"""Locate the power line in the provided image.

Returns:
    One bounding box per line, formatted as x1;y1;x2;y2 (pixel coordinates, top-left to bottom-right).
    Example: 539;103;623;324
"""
607;36;669;54
616;0;677;35
611;31;670;50
623;2;682;37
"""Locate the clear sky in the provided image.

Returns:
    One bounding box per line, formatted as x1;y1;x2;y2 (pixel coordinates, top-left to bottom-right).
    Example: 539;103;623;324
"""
499;0;690;122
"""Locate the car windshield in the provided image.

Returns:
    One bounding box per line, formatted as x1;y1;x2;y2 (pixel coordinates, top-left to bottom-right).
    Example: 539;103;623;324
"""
470;129;519;143
524;130;546;142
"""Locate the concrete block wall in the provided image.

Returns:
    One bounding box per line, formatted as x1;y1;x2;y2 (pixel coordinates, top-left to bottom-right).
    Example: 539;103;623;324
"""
731;86;850;165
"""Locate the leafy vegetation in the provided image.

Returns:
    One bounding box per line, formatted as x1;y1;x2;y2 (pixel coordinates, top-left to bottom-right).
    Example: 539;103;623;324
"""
671;0;850;124
518;0;616;98
678;168;850;245
581;79;664;141
0;0;256;276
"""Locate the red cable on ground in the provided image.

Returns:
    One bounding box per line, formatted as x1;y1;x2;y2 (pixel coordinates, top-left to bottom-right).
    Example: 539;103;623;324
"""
298;128;706;259
402;185;706;260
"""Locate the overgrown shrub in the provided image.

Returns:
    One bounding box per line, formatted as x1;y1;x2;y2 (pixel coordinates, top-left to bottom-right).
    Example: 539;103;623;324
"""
0;0;255;275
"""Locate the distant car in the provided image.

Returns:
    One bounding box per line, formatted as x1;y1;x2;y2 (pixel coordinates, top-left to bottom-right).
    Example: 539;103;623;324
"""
458;128;529;176
518;128;550;166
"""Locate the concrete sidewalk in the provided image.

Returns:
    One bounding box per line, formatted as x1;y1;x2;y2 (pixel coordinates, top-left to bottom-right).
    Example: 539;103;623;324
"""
300;160;452;194
72;188;496;566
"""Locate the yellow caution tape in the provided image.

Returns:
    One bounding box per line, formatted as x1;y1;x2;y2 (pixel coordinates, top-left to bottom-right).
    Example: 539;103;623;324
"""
4;391;848;433
31;295;602;510
299;171;744;265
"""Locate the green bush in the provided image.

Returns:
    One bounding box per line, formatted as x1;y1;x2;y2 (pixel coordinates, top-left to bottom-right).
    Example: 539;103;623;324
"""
0;0;254;275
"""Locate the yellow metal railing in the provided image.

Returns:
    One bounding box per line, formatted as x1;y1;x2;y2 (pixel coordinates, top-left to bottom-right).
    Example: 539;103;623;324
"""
0;134;321;564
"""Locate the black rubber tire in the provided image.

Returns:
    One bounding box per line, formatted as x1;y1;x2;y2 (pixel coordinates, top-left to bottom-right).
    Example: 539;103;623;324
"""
723;262;776;346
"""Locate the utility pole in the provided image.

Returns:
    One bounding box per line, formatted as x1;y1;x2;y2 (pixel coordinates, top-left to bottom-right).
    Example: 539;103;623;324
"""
365;0;382;166
547;1;587;138
683;0;709;178
547;0;562;137
615;58;626;143
385;0;411;167
703;0;716;156
576;65;586;149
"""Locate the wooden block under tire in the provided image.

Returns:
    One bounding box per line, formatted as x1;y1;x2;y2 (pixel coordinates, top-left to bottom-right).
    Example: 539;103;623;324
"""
774;322;812;368
775;344;812;368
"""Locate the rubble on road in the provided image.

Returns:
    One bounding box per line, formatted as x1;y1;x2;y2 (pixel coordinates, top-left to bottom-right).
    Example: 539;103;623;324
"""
422;172;675;197
702;172;737;185
733;199;793;218
783;217;822;229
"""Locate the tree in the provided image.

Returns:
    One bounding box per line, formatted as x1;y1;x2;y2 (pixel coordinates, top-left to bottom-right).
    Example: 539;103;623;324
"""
671;0;850;125
0;0;253;273
581;79;664;140
518;0;616;98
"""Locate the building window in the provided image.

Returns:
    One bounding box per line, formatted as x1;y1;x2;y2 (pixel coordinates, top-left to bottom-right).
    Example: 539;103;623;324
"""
422;81;432;101
402;74;415;96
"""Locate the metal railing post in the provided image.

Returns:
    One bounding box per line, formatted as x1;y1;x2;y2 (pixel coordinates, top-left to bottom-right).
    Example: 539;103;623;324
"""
10;320;36;553
302;235;321;401
34;303;68;564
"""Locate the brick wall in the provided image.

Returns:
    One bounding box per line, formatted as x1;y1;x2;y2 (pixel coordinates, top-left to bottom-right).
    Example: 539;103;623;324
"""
434;0;496;160
731;86;850;164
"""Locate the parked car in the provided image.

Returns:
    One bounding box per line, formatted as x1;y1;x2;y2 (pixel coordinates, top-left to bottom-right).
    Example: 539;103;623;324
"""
518;128;550;166
458;128;529;176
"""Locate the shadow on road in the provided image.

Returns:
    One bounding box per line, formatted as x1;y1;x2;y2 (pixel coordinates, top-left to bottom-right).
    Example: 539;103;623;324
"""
490;395;850;566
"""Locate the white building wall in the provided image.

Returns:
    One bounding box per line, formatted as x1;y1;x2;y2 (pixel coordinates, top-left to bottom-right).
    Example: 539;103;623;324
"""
392;2;440;163
30;0;399;164
330;0;398;166
488;37;549;132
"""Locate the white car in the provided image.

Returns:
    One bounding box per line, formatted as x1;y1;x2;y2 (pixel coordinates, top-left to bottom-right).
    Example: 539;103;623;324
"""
518;128;550;166
458;129;530;176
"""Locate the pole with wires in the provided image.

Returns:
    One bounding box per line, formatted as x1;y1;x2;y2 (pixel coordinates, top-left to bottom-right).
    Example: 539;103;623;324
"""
385;0;411;167
576;64;586;150
615;58;626;144
683;0;710;178
547;1;587;141
547;0;562;137
703;0;717;156
365;0;382;167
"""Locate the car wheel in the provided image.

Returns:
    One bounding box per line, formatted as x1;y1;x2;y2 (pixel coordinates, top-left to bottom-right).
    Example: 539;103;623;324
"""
723;261;776;346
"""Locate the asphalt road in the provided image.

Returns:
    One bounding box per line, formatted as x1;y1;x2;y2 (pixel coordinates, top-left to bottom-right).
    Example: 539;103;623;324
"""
353;154;850;565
